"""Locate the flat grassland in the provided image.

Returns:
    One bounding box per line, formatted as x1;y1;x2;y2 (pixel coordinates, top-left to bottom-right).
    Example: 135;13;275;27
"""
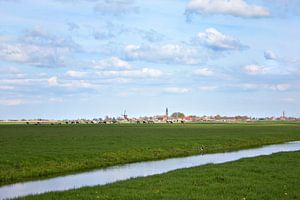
21;151;300;200
1;122;300;186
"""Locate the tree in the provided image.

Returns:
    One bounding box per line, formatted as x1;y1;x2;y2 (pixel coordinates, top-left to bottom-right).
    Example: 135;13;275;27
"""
171;112;185;118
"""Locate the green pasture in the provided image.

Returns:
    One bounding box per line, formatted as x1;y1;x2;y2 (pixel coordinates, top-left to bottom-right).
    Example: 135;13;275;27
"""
1;122;300;186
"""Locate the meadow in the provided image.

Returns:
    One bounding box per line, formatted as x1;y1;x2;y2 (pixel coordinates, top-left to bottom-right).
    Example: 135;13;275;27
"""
1;122;300;186
20;151;300;200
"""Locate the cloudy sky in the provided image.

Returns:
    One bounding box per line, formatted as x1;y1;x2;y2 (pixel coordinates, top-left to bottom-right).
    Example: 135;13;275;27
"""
0;0;299;119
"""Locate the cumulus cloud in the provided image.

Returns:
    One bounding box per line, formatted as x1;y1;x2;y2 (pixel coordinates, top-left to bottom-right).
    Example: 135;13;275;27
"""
239;83;291;91
198;86;217;91
0;99;24;106
96;67;162;78
186;0;270;18
0;86;15;90
281;97;296;103
48;76;98;89
244;64;268;75
0;0;19;2
124;44;204;65
0;66;22;75
264;50;278;60
194;28;248;51
0;27;79;68
49;97;64;103
48;76;58;86
274;83;290;91
164;87;191;94
138;29;165;43
23;27;79;49
93;56;163;79
93;57;132;69
67;22;80;32
94;0;138;16
62;80;97;89
0;77;45;86
66;70;88;78
93;22;127;40
0;43;28;63
194;68;214;76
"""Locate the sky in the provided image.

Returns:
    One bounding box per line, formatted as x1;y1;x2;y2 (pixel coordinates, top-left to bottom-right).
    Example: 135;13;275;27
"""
0;0;300;119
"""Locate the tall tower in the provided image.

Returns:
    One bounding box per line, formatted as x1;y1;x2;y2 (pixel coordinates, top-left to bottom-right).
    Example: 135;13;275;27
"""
283;111;285;119
166;108;169;119
123;110;128;120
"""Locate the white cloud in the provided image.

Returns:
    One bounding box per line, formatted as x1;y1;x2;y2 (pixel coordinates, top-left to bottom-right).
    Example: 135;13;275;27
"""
93;57;132;69
0;99;24;106
94;0;138;16
0;43;28;62
264;50;277;60
138;29;164;43
0;42;71;68
0;86;15;90
49;97;64;103
274;83;290;91
63;80;97;89
48;76;58;86
0;27;79;68
199;86;217;91
124;44;203;65
281;97;296;103
47;76;98;89
138;68;162;77
186;0;270;18
239;83;259;90
0;78;45;86
194;68;214;76
66;70;88;78
164;87;191;94
97;67;162;78
244;64;268;75
239;83;291;91
0;66;19;73
195;28;247;51
93;22;127;40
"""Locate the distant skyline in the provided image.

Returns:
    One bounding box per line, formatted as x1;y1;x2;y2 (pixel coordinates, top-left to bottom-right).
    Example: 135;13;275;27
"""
0;0;300;119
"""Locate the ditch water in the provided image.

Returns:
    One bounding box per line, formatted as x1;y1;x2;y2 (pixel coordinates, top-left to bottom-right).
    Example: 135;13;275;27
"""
1;141;300;200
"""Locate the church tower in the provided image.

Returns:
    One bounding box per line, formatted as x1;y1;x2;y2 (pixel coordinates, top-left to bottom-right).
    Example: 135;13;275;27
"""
166;108;169;119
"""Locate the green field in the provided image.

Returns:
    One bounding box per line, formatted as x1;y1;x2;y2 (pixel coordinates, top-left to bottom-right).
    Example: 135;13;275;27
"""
1;123;300;186
21;151;300;200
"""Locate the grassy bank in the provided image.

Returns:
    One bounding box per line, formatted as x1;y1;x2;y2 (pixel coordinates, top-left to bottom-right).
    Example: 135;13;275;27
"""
1;123;300;185
21;151;300;200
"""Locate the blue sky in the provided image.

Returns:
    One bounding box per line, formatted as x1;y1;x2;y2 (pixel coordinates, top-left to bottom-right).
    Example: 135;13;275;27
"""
0;0;299;119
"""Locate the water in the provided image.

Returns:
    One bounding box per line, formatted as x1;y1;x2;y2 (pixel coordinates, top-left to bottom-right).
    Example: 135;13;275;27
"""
1;141;300;200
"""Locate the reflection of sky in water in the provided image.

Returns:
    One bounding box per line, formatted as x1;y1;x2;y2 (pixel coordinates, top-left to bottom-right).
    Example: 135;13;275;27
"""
1;141;300;200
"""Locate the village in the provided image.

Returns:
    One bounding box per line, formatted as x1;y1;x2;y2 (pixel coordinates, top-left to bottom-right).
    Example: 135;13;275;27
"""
2;109;300;125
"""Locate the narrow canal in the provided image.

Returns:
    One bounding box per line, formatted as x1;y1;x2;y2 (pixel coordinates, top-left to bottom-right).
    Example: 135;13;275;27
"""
1;141;300;200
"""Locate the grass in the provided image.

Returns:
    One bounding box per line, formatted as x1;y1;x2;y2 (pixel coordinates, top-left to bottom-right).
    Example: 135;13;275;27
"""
21;151;300;200
1;122;300;186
